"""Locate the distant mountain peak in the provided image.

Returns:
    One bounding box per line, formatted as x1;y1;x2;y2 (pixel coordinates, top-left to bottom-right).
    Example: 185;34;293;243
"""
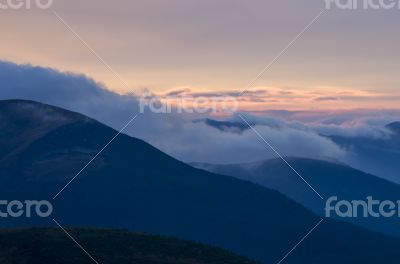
386;121;400;134
0;99;90;125
196;118;251;134
0;99;96;162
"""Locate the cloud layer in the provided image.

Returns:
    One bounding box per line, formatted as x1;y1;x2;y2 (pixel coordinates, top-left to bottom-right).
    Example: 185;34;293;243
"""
1;60;400;178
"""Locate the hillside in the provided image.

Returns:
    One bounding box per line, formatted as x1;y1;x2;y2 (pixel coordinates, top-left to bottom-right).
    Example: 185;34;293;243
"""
0;228;257;264
192;158;400;238
328;125;400;183
201;117;400;183
386;121;400;134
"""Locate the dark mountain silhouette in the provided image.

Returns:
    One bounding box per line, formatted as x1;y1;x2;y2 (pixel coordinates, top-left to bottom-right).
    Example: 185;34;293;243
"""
192;158;400;238
329;124;400;183
0;228;257;264
198;118;250;134
203;118;400;183
1;100;400;263
386;121;400;134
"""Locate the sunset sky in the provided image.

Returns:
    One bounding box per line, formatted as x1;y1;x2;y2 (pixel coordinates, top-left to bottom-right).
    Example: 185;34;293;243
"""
1;0;400;110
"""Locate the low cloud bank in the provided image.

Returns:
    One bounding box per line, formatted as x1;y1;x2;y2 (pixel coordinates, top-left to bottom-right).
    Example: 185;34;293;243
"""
1;60;399;176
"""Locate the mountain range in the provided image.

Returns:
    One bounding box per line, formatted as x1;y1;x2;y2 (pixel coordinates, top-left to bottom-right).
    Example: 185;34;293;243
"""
192;158;400;238
201;118;400;183
329;123;400;183
1;100;400;263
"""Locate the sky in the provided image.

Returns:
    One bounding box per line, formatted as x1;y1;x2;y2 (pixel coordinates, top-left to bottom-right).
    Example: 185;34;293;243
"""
1;0;400;110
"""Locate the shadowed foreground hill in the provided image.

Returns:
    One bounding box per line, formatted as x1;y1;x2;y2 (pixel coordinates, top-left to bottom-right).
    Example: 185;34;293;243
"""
0;228;257;264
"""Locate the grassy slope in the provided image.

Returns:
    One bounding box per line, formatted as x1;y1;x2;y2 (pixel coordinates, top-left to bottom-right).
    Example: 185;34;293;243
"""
0;228;257;264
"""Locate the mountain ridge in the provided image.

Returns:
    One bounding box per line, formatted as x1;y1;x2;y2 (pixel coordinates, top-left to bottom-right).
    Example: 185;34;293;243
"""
192;157;400;237
1;99;400;264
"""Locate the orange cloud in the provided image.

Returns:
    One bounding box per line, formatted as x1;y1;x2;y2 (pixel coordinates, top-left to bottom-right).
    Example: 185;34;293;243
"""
146;87;400;112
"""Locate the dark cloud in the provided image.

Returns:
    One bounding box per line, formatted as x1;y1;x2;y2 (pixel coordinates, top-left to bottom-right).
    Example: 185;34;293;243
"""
313;96;339;101
164;88;191;97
